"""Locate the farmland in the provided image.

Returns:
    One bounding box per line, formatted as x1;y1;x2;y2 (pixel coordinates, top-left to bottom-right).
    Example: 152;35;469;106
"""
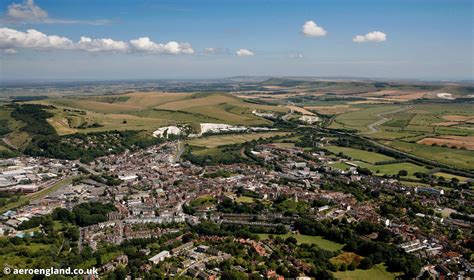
324;146;394;164
327;102;474;170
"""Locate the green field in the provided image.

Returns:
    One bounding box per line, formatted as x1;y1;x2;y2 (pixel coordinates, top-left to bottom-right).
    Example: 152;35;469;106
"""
333;264;399;280
187;132;288;148
388;140;473;170
235;196;256;203
325;146;394;164
356;161;429;177
258;233;344;252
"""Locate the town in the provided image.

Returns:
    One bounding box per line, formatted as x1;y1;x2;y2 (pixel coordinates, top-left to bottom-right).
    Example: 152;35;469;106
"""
1;124;472;279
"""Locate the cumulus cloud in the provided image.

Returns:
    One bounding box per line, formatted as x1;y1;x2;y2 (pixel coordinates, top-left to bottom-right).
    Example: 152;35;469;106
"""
0;28;73;50
7;0;47;21
353;31;387;43
301;20;327;37
130;37;194;54
236;48;254;56
76;36;129;52
0;27;195;54
5;0;110;25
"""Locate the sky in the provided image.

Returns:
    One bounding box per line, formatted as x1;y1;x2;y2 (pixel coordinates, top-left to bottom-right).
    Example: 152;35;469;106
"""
0;0;472;81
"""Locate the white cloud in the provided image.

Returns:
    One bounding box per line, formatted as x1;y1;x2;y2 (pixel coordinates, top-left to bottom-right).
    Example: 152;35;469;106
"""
130;37;194;54
301;20;327;37
0;28;73;50
5;0;110;25
236;48;254;56
203;47;229;55
0;27;195;55
353;31;387;43
77;36;129;52
289;53;304;59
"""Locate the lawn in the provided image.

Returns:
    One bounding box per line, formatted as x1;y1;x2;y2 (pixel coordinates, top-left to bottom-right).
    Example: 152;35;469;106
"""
325;146;394;164
333;264;400;280
189;195;217;207
258;233;344;252
329;162;352;170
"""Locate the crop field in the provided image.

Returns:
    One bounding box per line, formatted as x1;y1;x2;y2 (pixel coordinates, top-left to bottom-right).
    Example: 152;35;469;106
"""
417;135;474;150
324;146;394;164
187;132;288;148
257;233;344;252
333;264;399;280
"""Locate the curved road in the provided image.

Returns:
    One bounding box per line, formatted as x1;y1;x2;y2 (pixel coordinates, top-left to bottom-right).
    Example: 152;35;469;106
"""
365;105;413;134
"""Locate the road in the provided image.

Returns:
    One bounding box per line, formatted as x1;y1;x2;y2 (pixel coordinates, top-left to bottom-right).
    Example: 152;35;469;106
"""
174;141;184;163
364;106;413;134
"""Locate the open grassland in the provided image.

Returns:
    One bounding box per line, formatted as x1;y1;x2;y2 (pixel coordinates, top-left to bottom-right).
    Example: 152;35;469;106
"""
27;92;285;135
333;264;399;280
324;146;394;164
187;132;288;148
258;233;344;252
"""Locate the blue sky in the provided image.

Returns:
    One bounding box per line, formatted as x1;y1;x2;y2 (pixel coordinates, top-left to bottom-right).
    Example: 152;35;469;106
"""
0;0;472;81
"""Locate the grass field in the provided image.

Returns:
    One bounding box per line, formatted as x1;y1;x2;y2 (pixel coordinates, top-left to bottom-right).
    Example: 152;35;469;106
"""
258;233;344;252
235;196;256;203
187;132;288;148
26;92;287;136
333;264;399;280
356;161;429;177
433;172;469;182
388;140;473;170
325;146;394;164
